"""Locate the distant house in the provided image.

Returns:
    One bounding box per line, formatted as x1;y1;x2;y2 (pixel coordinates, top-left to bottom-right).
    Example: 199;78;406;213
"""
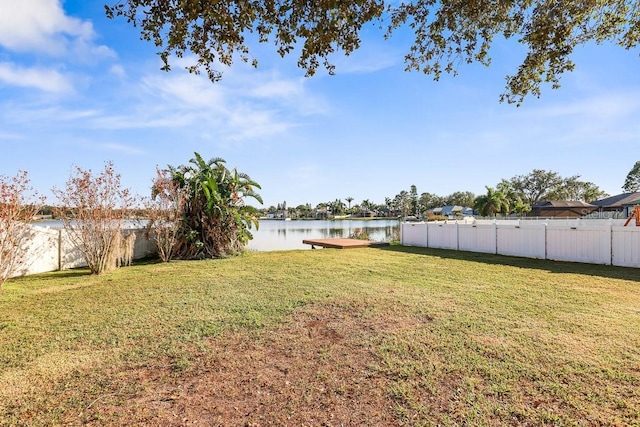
530;201;597;218
590;192;640;218
314;207;330;219
357;209;376;218
429;205;474;218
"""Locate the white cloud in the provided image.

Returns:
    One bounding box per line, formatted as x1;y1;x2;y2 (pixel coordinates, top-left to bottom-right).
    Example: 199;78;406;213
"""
534;91;640;120
0;62;74;93
248;77;303;99
0;0;113;60
225;106;294;141
157;55;329;112
99;143;145;155
91;110;198;130
330;42;399;74
0;132;24;140
109;64;126;78
515;90;640;146
142;73;227;108
89;66;327;141
0;106;103;129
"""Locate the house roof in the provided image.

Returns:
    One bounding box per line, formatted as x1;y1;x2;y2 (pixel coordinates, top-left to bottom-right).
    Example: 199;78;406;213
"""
531;200;597;218
591;192;640;208
532;200;596;208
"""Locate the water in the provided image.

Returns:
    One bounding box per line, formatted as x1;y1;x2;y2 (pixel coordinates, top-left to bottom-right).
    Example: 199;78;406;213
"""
34;219;401;252
247;219;400;251
34;219;148;229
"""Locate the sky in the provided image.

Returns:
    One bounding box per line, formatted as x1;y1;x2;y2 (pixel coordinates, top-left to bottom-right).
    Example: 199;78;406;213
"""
1;0;639;209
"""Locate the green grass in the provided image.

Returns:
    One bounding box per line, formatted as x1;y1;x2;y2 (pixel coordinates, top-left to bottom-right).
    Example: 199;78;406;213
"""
1;247;640;425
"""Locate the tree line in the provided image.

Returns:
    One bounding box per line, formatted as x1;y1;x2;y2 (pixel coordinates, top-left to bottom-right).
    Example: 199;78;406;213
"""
264;163;640;219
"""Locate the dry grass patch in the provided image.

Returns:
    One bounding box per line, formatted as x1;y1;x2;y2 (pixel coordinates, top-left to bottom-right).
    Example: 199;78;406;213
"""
90;300;415;426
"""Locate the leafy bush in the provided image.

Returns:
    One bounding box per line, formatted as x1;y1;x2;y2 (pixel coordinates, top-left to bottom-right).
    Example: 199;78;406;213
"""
161;153;263;259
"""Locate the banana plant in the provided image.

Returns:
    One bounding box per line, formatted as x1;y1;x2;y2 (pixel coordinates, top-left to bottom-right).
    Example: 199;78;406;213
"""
166;152;263;258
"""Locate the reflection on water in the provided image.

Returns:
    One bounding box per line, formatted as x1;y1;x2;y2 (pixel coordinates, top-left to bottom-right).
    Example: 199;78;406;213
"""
248;219;400;251
34;219;401;252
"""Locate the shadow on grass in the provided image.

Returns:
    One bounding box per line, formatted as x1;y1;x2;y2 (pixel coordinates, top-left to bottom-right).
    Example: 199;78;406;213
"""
127;256;163;267
379;245;640;283
8;256;162;284
10;268;91;283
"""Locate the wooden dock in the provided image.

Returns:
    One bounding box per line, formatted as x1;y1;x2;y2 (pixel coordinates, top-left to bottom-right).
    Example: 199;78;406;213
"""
302;238;390;249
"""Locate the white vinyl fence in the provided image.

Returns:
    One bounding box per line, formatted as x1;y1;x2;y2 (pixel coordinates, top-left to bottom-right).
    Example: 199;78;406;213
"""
9;225;157;278
401;219;640;268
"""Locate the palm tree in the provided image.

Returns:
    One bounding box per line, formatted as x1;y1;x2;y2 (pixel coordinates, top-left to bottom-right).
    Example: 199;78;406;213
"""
361;199;372;217
394;191;411;218
169;152;262;258
474;186;510;217
345;196;354;214
329;199;346;216
385;197;394;217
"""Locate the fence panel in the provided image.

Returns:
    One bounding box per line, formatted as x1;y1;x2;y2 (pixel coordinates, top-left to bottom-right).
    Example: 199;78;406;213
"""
59;228;156;271
458;224;496;254
401;223;428;247
9;226;60;278
132;229;157;259
59;230;89;270
496;224;546;259
23;227;60;275
546;225;612;265
612;226;640;268
427;223;458;250
400;220;640;267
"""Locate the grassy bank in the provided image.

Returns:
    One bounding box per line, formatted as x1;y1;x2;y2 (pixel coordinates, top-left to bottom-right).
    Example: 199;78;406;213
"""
1;247;639;425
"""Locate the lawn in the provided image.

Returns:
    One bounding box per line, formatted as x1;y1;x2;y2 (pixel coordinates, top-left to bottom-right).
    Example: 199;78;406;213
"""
1;247;639;426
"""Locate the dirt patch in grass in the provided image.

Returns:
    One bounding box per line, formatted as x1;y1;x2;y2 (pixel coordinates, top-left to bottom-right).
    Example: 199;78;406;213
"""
86;301;421;426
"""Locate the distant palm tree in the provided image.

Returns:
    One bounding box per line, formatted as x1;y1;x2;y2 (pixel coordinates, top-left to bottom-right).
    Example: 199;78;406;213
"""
345;196;354;214
385;197;394;217
474;186;510;217
361;199;371;217
345;196;354;208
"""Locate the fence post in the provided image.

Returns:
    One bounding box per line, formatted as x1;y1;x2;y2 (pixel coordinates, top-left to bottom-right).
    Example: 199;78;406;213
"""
426;222;430;248
544;223;548;261
609;224;614;266
57;229;62;271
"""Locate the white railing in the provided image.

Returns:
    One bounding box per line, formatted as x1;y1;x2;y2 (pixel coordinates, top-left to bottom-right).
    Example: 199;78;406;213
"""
401;219;640;268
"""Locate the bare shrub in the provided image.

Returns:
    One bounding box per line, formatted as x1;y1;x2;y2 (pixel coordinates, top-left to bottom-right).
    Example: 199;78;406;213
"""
145;168;185;262
0;171;44;289
53;162;135;274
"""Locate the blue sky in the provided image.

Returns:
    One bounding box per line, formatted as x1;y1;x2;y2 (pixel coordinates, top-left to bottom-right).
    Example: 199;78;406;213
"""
1;0;638;209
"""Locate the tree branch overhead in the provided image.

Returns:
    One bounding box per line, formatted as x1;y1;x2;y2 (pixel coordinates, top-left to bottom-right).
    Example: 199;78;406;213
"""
106;0;640;103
